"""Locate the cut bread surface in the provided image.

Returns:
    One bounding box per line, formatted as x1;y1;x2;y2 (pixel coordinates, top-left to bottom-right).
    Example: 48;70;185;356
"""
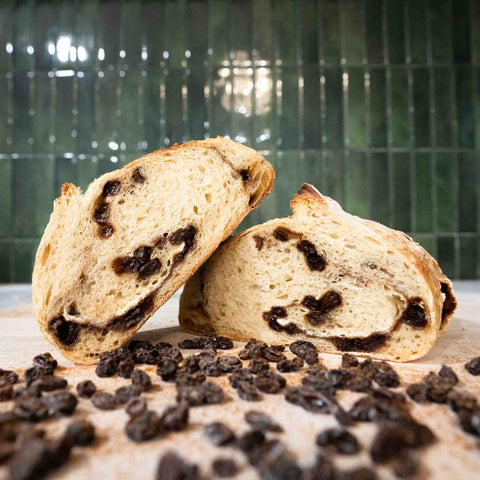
32;138;274;364
179;184;456;362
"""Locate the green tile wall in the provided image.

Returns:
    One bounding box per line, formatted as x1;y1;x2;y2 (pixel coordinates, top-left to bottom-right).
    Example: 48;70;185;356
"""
0;0;479;281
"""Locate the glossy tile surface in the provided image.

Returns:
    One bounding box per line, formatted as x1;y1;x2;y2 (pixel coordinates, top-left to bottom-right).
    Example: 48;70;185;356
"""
0;0;478;281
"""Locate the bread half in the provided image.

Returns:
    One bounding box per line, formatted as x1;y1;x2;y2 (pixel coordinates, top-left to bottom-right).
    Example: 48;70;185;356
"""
179;184;456;362
32;138;274;364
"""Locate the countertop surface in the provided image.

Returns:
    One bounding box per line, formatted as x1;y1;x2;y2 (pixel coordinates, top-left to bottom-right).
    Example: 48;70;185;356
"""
0;282;478;479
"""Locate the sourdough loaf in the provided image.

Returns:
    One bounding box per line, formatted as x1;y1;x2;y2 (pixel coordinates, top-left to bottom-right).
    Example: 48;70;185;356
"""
179;184;456;362
32;138;274;364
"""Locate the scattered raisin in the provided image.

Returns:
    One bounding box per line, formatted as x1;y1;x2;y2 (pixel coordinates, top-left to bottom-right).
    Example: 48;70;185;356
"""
43;391;78;416
91;392;116;411
115;385;142;404
126;397;147;418
131;369;152;392
161;403;189;431
316;428;359;454
465;357;480;376
289;340;318;365
438;365;458;385
76;380;96;398
66;420;95;446
237;381;262;402
156;452;199;480
117;359;135;378
277;357;304;373
211;458;239;478
204;422;236;446
95;357;117;378
157;359;178;382
13;397;50;422
126;411;161;443
245;411;283;432
341;353;359;368
32;353;58;371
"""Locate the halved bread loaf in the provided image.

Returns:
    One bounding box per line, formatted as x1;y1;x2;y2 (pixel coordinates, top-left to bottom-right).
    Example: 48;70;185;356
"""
179;184;457;362
32;138;274;364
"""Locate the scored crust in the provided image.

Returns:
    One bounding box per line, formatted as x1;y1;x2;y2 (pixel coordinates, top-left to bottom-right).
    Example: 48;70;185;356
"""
179;184;457;362
32;138;274;364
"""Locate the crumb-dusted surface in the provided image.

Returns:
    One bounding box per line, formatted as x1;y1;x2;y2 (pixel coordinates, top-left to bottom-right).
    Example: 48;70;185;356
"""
0;284;479;479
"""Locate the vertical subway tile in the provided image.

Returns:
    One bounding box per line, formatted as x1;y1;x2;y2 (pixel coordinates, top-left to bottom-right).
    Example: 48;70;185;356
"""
55;155;77;197
96;70;117;152
452;0;471;64
407;0;427;64
0;2;13;72
458;153;477;232
211;67;231;137
163;0;186;68
142;0;165;68
54;74;75;154
0;158;12;237
455;68;474;148
165;69;184;145
369;68;387;147
436;153;456;233
390;68;410;147
323;150;345;205
323;67;344;147
96;155;117;177
320;0;341;65
230;0;252;66
0;244;11;282
143;71;163;150
253;0;274;65
117;70;140;151
345;151;369;218
459;236;477;279
414;234;435;257
340;0;365;65
12;73;33;154
77;72;96;153
365;0;384;64
414;153;434;233
12;241;38;283
434;68;453;147
187;67;208;141
186;0;208;67
76;0;97;69
437;236;455;278
13;156;54;237
120;0;142;70
34;1;55;70
254;67;274;149
0;74;12;152
428;0;451;64
232;68;254;144
274;0;297;66
303;65;322;148
386;0;405;64
393;153;411;232
13;0;34;71
277;67;299;149
472;1;480;65
77;155;97;194
345;68;367;148
413;68;430;146
54;1;76;70
97;1;120;68
299;0;319;64
33;73;53;152
209;0;229;65
369;153;390;225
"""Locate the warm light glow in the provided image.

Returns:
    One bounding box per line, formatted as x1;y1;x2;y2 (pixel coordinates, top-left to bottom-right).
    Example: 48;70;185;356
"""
56;36;71;62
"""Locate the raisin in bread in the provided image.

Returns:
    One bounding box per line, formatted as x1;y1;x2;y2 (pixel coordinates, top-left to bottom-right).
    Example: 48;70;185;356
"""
179;184;457;362
32;138;274;364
